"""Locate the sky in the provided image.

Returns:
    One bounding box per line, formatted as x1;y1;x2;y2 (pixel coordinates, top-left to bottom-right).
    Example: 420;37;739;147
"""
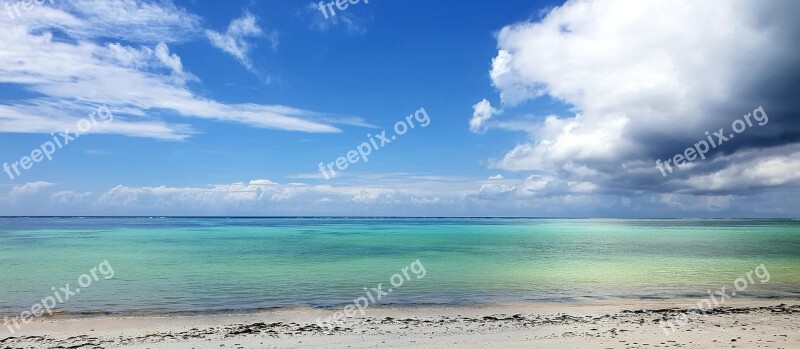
0;0;798;217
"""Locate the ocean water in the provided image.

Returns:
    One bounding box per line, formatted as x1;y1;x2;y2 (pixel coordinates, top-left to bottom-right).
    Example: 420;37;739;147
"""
0;218;798;316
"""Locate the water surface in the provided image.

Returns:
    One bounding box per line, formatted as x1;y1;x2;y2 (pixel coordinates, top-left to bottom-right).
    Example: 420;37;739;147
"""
1;218;798;316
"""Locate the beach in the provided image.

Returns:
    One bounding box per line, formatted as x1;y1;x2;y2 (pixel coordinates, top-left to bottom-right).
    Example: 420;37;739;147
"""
2;300;799;348
1;218;799;347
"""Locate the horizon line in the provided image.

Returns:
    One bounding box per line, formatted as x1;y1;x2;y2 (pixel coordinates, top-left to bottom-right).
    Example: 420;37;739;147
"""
0;216;797;219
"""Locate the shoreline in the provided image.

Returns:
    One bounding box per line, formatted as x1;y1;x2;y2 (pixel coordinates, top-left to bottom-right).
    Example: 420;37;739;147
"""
2;299;798;348
4;295;800;321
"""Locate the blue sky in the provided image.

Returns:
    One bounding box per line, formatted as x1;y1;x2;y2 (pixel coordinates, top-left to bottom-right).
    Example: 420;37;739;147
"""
0;0;799;216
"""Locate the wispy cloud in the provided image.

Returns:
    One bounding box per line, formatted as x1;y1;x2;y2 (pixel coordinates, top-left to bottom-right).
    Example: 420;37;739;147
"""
0;1;348;139
205;11;277;72
12;0;204;43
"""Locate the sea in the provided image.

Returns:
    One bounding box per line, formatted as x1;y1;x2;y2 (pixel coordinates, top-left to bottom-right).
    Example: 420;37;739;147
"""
1;217;798;316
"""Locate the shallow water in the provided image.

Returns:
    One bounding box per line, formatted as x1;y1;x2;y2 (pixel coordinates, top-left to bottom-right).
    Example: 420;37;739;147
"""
1;217;798;316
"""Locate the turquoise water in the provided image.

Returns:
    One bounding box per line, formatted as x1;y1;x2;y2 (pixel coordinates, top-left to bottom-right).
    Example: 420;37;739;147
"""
0;218;799;316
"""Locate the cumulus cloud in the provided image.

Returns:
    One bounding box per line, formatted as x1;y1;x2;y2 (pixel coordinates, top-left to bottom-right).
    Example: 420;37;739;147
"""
85;178;441;215
0;173;796;216
51;191;93;205
469;99;500;133
0;175;598;216
10;181;54;196
670;144;800;194
474;0;800;208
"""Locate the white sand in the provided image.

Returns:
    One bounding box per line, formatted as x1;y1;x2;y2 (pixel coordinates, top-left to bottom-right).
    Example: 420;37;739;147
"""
1;299;798;348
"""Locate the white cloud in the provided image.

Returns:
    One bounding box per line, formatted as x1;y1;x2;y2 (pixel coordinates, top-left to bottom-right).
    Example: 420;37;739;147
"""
0;2;347;139
476;0;800;199
492;113;632;171
51;191;92;204
469;99;499;133
0;101;194;140
0;174;596;215
154;42;193;83
206;11;275;71
0;173;795;216
490;49;544;107
10;181;54;196
10;0;203;43
672;145;800;193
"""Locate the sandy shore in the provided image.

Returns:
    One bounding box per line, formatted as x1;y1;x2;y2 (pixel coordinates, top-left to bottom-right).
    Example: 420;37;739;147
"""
1;299;798;348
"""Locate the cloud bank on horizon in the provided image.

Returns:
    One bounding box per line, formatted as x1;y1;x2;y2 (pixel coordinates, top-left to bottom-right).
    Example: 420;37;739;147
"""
1;0;799;217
